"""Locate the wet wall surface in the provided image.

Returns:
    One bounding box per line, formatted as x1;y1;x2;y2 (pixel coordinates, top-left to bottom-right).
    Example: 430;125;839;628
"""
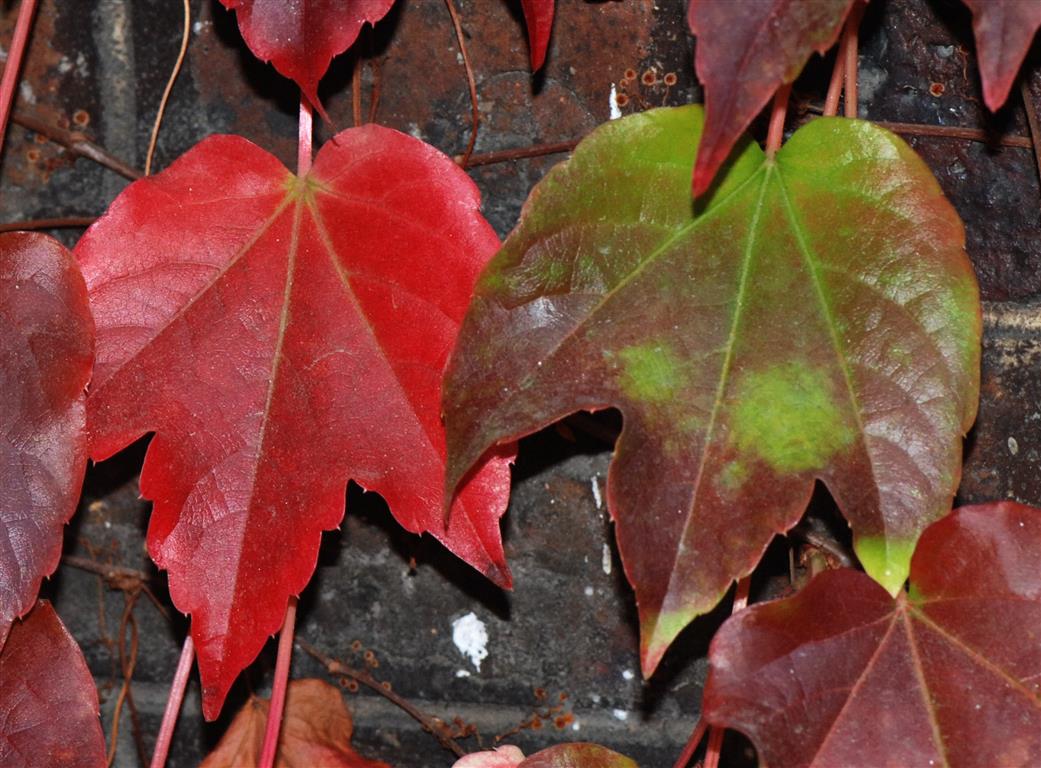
1;0;1039;765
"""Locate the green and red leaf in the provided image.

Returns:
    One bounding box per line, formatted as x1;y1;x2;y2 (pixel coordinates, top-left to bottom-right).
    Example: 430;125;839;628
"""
0;601;106;767
443;106;979;677
687;0;855;196
703;502;1041;767
218;0;395;117
0;233;93;647
961;0;1041;111
76;126;511;719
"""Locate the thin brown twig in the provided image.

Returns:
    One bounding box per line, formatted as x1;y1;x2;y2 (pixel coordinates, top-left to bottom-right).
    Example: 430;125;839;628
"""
0;215;97;232
444;0;479;167
368;53;382;125
62;554;172;622
145;0;191;175
1020;80;1041;201
296;637;468;759
13;111;141;179
351;51;363;128
457;139;579;167
823;26;849;117
875;120;1033;148
106;591;141;768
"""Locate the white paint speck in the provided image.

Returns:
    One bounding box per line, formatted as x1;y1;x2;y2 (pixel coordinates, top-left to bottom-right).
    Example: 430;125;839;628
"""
18;81;35;105
452;612;489;671
602;543;612;576
456;669;471;678
584;585;594;597
622;669;635;681
612;709;629;721
590;477;602;509
1008;436;1019;455
192;21;204;34
609;84;622;120
572;721;580;732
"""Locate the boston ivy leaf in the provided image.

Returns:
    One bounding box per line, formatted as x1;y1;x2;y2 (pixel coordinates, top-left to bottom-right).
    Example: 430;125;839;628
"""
961;0;1041;111
201;679;388;767
687;0;855;196
453;744;636;768
521;744;637;767
0;233;93;647
218;0;396;116
76;126;511;719
703;502;1041;767
444;106;980;677
0;601;106;767
520;0;555;70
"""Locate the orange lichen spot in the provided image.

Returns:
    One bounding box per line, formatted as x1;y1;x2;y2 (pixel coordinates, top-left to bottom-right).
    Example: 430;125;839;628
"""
558;692;568;702
381;680;392;691
345;679;359;693
616;93;630;107
663;72;678;86
530;716;543;729
641;69;657;85
26;148;41;163
624;68;637;81
554;713;574;729
34;133;48;144
72;109;90;127
929;82;945;97
534;687;547;701
351;640;363;652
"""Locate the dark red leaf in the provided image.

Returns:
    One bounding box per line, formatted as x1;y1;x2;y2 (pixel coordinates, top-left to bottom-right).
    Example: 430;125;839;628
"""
0;232;93;647
687;0;855;196
704;502;1041;767
453;743;636;768
76;126;511;719
521;743;637;767
0;601;106;767
201;679;389;767
520;0;555;70
218;0;396;116
961;0;1041;111
443;107;979;678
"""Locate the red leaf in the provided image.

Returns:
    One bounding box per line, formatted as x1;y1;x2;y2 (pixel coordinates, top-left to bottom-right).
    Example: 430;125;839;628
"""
704;502;1041;766
0;601;106;767
961;0;1041;111
76;126;511;719
520;0;555;71
687;0;855;196
453;744;636;768
218;0;396;117
0;233;93;646
201;679;389;767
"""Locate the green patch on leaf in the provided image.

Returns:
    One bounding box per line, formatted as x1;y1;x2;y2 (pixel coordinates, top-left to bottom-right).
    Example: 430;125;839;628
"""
618;342;685;405
731;363;855;473
854;535;917;595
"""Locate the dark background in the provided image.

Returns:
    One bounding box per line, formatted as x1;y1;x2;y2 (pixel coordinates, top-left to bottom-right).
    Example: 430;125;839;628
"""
1;1;1039;765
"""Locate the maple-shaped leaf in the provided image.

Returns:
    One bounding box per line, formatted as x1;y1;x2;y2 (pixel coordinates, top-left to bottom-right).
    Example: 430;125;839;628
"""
0;601;106;767
218;0;395;116
76;126;512;719
703;502;1041;766
687;0;856;196
961;0;1041;111
453;744;636;768
520;0;555;71
444;106;980;678
200;678;389;767
0;232;94;647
